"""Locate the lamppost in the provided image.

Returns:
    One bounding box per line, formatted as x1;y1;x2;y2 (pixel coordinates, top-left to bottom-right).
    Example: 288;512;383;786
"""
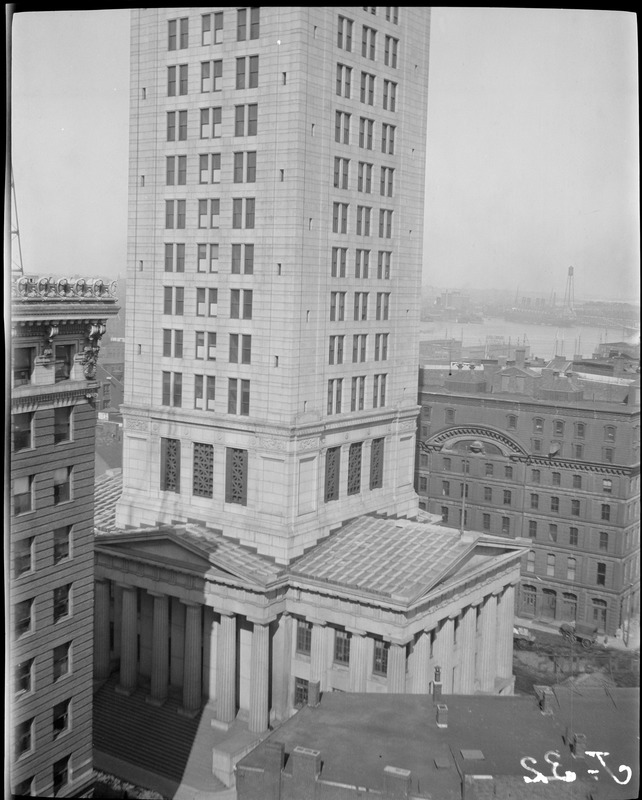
460;439;484;536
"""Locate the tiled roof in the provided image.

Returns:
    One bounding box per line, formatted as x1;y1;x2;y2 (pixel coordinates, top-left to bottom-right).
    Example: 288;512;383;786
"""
96;523;284;587
289;516;475;602
94;469;122;532
179;523;284;584
92;478;514;598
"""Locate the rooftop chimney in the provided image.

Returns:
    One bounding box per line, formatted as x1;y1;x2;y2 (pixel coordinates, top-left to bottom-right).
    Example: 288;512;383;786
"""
307;680;320;708
291;746;321;781
383;765;412;799
436;704;448;728
515;348;526;368
571;733;586;759
433;666;443;703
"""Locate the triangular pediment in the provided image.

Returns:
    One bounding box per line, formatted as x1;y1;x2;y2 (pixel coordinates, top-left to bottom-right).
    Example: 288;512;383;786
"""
409;537;525;603
95;530;267;585
115;538;213;571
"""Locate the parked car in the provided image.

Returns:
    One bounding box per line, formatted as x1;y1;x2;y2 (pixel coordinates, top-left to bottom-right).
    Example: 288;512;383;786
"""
513;625;536;649
559;621;599;650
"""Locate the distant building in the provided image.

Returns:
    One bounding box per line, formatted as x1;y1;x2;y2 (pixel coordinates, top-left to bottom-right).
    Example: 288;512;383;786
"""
595;340;640;361
9;274;118;797
417;362;640;637
95;363;125;412
236;686;639;799
95;412;123;477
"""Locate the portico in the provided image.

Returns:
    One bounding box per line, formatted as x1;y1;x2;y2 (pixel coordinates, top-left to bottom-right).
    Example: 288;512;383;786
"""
94;515;524;740
94;534;282;732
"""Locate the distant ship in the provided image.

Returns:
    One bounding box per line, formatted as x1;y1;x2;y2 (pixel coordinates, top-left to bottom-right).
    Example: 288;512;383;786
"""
504;267;576;327
502;307;576;327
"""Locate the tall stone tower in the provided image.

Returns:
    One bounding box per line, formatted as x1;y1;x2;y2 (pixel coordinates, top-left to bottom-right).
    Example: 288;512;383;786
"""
117;7;430;563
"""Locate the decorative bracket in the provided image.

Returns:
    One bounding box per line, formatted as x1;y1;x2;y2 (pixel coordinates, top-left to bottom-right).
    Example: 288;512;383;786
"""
82;322;107;379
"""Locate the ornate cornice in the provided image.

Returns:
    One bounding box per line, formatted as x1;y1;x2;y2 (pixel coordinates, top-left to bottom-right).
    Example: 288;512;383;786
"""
506;453;635;477
12;275;118;301
419;389;640;422
12;383;98;411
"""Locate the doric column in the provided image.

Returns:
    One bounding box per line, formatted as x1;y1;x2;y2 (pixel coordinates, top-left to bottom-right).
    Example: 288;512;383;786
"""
348;629;368;692
458;605;477;693
387;641;406;693
249;621;270;733
180;602;203;715
216;612;237;723
478;594;498;692
496;584;516;679
433;617;454;693
116;584;137;695
147;592;169;706
94;579;111;679
309;619;327;689
412;630;431;694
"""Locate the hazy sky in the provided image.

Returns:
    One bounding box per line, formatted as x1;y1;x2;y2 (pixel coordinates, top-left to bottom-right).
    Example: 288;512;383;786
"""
9;7;639;302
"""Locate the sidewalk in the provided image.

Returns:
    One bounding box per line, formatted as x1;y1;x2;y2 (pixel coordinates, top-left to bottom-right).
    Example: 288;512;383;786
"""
514;615;640;653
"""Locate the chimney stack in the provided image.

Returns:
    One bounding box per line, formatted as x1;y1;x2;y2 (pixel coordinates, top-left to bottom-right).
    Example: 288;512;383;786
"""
307;680;320;708
291;746;321;782
571;733;586;759
436;704;448;728
433;666;443;702
383;765;412;799
515;348;526;368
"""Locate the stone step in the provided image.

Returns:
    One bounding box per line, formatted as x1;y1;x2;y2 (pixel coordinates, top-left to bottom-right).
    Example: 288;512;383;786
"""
93;676;203;782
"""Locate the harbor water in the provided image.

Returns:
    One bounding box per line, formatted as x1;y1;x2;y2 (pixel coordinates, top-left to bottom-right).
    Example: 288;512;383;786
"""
420;316;639;363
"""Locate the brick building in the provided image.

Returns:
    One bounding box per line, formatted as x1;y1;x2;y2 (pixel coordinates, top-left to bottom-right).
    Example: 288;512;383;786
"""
417;359;640;637
9;274;118;797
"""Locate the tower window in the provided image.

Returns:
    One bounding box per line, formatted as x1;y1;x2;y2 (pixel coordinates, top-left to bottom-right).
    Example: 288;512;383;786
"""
225;448;248;505
161;438;181;493
324;446;341;502
347;442;363;496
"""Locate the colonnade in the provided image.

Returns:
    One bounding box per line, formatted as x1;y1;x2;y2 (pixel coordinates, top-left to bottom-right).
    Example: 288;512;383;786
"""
94;578;517;733
94;580;271;732
291;583;516;696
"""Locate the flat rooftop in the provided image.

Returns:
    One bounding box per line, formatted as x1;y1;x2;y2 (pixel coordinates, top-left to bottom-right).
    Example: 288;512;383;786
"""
240;688;639;799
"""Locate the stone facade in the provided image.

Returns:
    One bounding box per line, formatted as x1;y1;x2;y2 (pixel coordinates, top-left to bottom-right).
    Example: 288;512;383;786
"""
116;7;431;563
92;10;530;788
94;513;523;735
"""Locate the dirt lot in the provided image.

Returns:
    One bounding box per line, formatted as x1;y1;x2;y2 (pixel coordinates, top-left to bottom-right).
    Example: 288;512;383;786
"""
513;630;639;695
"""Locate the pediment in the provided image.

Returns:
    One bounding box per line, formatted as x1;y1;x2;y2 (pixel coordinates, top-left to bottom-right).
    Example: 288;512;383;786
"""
409;538;524;603
117;538;213;570
96;533;245;582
